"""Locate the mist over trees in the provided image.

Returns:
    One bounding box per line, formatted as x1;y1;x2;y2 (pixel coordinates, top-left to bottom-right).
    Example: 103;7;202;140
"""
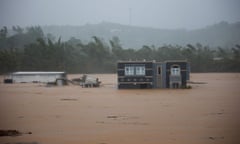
0;25;240;74
41;21;240;48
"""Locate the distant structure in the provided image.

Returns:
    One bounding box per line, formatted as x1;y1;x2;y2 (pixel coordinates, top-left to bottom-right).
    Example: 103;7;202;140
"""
129;8;132;26
4;71;67;85
117;60;190;89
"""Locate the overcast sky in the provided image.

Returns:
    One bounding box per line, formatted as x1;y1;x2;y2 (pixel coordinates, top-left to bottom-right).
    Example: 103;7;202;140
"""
0;0;240;29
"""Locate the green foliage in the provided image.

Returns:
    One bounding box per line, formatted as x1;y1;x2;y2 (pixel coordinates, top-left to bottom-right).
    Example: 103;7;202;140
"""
0;26;240;74
0;48;22;73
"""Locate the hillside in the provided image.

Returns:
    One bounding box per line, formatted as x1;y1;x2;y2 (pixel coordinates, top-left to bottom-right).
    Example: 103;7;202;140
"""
42;21;240;48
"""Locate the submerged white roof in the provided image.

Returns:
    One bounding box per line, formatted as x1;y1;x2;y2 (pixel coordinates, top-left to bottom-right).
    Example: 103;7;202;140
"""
12;71;66;75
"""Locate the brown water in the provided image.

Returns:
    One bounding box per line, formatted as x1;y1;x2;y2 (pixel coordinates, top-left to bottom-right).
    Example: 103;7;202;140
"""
0;73;240;144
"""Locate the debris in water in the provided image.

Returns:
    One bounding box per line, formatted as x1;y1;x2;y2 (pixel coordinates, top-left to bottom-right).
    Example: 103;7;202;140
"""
60;98;78;101
0;130;32;137
107;115;118;119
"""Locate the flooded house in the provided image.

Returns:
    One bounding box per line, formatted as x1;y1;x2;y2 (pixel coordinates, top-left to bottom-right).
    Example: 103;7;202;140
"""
117;60;190;89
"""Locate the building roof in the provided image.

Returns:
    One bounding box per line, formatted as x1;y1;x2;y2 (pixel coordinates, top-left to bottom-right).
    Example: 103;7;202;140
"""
118;60;155;63
12;71;66;75
164;60;188;63
118;60;188;63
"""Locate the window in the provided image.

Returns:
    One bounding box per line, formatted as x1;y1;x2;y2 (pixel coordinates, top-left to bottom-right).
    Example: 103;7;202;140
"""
158;67;161;75
125;66;134;76
136;66;145;76
171;65;181;75
124;64;146;76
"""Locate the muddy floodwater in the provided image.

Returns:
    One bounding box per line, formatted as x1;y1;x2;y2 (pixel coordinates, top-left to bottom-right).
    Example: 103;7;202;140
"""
0;73;240;144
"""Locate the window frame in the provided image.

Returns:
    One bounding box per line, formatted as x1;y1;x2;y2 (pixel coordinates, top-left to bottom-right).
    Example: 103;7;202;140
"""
124;64;146;76
125;66;135;76
135;66;146;76
171;65;181;76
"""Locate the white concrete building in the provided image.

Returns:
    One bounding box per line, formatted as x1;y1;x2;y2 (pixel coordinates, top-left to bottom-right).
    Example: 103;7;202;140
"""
7;71;66;84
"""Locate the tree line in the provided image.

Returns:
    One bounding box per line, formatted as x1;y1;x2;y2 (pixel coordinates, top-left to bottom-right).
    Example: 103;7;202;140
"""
0;26;240;74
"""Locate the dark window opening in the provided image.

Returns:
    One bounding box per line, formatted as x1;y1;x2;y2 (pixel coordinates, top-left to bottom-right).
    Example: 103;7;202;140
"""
158;67;161;75
172;83;180;88
140;84;148;89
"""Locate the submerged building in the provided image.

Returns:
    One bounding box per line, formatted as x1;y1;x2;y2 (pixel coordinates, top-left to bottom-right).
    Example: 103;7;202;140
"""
117;60;190;89
4;71;67;85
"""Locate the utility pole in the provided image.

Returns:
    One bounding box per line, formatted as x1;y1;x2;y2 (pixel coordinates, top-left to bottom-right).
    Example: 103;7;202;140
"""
129;8;132;26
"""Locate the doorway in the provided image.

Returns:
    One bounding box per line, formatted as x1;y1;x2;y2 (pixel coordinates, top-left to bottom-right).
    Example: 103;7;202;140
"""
156;65;162;88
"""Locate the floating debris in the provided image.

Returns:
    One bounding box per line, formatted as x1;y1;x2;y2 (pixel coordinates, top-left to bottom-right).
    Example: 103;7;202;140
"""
0;130;32;137
107;115;118;119
187;81;207;84
60;98;78;101
208;136;224;140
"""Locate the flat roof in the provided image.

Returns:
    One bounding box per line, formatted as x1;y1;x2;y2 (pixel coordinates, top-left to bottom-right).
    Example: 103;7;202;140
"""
12;71;66;75
164;60;188;62
118;60;155;63
118;60;188;63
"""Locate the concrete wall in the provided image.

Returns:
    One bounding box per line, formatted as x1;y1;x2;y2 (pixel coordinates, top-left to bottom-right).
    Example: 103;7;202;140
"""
11;72;66;83
117;61;154;89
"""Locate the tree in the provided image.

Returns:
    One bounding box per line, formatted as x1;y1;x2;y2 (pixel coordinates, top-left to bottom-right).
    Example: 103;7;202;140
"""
0;26;8;49
0;26;7;39
230;44;240;71
110;36;124;62
0;48;22;73
1;25;240;73
136;45;153;60
12;26;23;34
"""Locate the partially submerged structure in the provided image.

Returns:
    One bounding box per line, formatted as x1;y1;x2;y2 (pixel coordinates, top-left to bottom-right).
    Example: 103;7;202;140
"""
80;75;101;87
4;72;102;87
70;75;101;87
117;60;190;89
4;71;67;85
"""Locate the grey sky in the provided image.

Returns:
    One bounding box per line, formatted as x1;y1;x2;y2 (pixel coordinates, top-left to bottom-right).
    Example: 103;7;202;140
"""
0;0;240;29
